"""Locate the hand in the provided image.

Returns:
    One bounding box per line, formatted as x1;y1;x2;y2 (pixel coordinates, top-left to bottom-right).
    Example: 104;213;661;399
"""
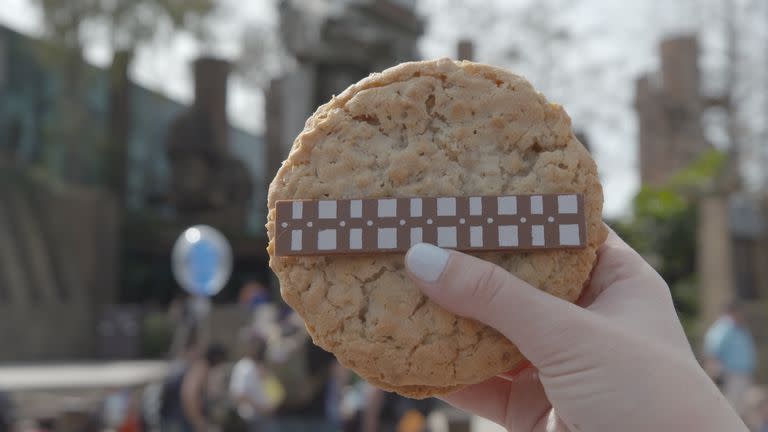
404;228;748;432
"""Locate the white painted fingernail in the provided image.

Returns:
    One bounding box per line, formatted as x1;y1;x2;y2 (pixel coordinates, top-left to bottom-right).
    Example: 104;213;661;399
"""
406;243;450;283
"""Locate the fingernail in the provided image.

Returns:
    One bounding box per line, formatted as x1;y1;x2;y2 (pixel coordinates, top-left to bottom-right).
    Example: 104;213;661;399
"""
406;243;450;283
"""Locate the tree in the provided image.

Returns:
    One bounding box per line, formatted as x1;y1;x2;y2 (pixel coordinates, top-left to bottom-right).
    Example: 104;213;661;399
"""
33;0;215;200
237;18;294;91
610;149;727;335
661;0;768;192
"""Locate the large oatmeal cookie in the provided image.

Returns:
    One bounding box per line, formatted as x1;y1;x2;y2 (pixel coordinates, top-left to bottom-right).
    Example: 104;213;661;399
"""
266;58;607;398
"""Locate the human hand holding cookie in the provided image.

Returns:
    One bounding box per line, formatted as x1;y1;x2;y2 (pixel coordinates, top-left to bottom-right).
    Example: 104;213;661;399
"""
405;229;748;431
266;59;746;430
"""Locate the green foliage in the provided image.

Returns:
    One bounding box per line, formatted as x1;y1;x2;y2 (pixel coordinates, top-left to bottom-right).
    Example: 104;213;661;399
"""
29;0;215;186
141;311;173;358
667;149;727;189
610;149;727;334
34;0;215;51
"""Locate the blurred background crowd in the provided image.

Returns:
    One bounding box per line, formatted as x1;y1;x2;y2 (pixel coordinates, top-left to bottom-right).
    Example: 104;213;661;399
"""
1;0;768;431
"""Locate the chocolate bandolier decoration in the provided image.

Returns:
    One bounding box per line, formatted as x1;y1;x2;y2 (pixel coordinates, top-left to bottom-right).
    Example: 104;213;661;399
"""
275;194;586;256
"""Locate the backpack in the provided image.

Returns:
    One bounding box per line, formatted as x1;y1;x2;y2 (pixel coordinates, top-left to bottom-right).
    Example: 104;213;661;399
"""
266;334;330;410
158;367;186;419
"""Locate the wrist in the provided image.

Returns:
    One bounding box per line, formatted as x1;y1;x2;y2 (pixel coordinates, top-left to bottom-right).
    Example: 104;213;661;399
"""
654;363;748;432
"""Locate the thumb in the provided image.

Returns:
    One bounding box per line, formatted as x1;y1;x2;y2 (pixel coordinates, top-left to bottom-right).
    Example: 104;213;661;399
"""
405;243;591;366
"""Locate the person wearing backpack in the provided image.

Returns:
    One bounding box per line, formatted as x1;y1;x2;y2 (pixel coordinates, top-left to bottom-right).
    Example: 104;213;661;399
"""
267;309;343;432
159;343;228;432
0;390;14;432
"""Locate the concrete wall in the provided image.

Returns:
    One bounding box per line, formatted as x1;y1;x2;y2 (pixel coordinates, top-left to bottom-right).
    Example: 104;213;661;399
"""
0;304;96;361
0;166;119;361
208;305;253;353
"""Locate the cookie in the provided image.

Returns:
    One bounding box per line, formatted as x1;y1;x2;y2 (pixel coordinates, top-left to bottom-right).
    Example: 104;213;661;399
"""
266;58;607;398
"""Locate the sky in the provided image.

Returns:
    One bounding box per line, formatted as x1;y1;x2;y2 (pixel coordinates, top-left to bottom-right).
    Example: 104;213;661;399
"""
0;0;697;217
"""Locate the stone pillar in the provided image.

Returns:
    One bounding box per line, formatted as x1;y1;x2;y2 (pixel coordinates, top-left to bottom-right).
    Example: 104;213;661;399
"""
108;50;133;205
193;57;230;151
575;131;591;154
660;36;700;108
0;34;7;90
635;75;667;185
265;64;316;181
457;39;474;61
635;35;709;187
698;195;734;325
660;36;707;168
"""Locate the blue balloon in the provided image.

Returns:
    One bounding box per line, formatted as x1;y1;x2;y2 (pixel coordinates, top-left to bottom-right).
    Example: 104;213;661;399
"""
187;239;220;295
172;225;233;297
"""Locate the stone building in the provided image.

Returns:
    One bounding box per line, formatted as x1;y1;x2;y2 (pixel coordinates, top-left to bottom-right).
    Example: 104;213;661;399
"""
635;35;711;186
0;24;265;361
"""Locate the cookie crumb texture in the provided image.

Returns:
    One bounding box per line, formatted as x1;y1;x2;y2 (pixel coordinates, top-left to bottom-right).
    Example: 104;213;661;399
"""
267;59;607;398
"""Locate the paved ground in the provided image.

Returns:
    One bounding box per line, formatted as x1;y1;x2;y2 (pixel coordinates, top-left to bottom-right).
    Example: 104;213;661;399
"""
0;361;503;431
0;361;168;391
0;361;168;419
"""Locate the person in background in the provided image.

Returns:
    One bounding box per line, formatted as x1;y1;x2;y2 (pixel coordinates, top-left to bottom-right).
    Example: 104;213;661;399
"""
362;387;435;432
239;281;281;345
158;329;203;430
168;293;212;360
238;281;270;312
704;300;757;416
268;309;343;432
758;396;768;432
160;343;227;432
229;329;284;431
325;361;350;428
0;390;14;432
181;343;228;432
742;387;768;432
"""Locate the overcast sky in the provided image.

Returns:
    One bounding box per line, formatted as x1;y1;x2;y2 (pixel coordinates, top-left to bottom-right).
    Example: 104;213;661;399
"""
0;0;698;217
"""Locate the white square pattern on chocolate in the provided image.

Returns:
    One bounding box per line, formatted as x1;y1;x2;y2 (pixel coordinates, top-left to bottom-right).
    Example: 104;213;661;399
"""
498;225;519;246
275;195;585;255
291;230;302;251
318;200;336;219
558;195;578;214
318;229;336;250
470;226;483;247
531;225;545;246
378;228;397;249
350;229;363;249
469;197;483;215
497;196;517;215
530;195;543;214
559;224;580;246
410;198;422;217
350;200;363;218
378;199;397;218
437;226;457;248
292;201;303;219
437;197;456;216
410;227;423;246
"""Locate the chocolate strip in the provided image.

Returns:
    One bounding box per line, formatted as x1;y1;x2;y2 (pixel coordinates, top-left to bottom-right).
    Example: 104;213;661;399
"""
274;194;587;256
